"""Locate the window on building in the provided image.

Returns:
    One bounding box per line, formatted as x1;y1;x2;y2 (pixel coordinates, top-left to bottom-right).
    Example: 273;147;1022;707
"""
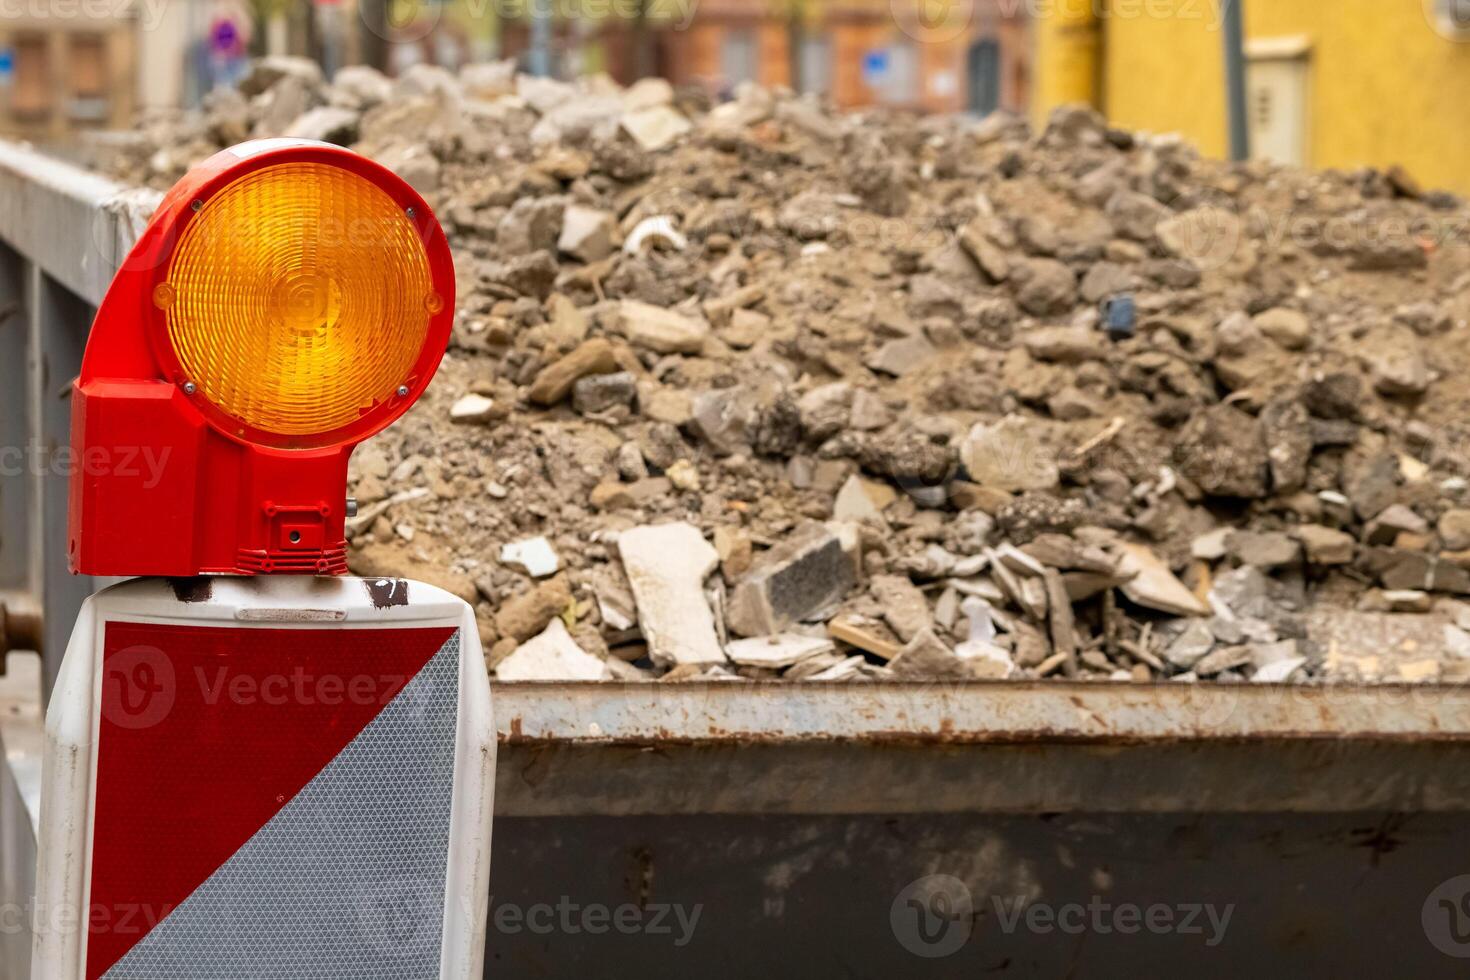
877;39;919;106
11;35;50;121
966;38;1001;115
68;34;109;123
721;29;759;91
797;35;830;95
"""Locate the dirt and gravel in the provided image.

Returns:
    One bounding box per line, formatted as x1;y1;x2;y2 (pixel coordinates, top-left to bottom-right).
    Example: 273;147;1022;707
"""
82;55;1470;684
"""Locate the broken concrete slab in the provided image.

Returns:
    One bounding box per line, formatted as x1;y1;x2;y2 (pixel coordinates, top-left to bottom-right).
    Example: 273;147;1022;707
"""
1115;542;1209;616
726;633;837;669
871;574;932;643
618;522;727;667
496;618;609;681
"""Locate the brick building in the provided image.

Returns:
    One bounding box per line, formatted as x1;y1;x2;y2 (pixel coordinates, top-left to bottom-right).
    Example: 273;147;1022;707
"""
491;0;1031;114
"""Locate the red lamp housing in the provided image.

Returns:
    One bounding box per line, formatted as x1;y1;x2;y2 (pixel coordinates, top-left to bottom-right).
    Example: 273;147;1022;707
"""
69;140;455;576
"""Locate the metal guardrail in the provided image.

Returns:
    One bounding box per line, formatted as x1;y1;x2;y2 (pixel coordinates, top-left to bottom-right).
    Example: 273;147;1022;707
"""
0;140;159;695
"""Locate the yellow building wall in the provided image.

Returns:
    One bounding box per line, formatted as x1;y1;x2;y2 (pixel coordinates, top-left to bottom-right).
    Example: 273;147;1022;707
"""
1036;0;1470;194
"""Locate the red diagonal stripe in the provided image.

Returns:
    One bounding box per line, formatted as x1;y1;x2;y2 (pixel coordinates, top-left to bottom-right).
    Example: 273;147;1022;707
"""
87;621;454;979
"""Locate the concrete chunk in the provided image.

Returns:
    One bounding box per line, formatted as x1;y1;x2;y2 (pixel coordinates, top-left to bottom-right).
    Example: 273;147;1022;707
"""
726;634;836;669
726;524;858;637
1116;542;1209;616
618;522;727;667
619;300;710;354
528;338;618;406
496;619;608;681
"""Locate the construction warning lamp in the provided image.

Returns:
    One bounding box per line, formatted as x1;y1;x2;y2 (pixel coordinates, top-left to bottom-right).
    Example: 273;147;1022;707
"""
36;141;493;980
69;139;455;576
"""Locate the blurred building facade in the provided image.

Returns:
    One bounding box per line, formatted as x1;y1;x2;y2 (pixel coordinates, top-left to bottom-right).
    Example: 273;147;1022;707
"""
0;2;139;137
387;0;1031;114
0;0;1030;139
0;0;259;139
1034;0;1470;193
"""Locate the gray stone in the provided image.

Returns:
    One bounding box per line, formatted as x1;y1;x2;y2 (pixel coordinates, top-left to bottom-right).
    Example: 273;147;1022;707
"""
1194;644;1252;677
1254;308;1310;350
572;371;637;415
1178;405;1269;499
888;629;972;680
689;388;756;455
1261;399;1312;494
959;416;1059;493
850;389;893;430
1013;258;1077;317
871;574;931;643
619;300;710;354
1440;509;1470;551
1294;524;1355;565
620;104;692;151
726;634;836;669
1106;189;1172;241
1343;452;1400;520
1022;326;1103;363
866;334;937;377
558;205;616;262
1368;325;1429;396
1165;619;1215;669
283;106;359;144
498;196;566;255
1363;504;1428;545
1228;530;1300;569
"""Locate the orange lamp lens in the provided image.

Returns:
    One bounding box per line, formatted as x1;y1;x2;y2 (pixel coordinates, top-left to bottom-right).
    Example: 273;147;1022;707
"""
159;161;437;442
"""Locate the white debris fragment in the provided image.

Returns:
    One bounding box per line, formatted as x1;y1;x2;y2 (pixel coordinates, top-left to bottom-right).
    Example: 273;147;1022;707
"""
620;105;691;151
805;654;865;681
496;619;608;682
954;597;1013;678
618;522;727;667
726;633;836;669
1115;543;1209;616
624;215;688;254
500;536;560;578
1251;657;1307;683
450;393;497;424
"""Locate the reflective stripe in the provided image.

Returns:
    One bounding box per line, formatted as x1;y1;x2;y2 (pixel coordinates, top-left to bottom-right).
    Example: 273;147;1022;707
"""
101;631;461;978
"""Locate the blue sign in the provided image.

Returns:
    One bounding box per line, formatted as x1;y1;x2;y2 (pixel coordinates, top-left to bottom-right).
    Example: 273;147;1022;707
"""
862;49;890;85
0;48;13;86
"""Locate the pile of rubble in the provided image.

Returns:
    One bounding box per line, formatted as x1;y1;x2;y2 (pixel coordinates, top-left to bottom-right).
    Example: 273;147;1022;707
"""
90;56;1470;684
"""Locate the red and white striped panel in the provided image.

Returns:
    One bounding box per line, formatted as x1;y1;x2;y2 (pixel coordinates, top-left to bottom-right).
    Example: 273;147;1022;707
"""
31;577;493;980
